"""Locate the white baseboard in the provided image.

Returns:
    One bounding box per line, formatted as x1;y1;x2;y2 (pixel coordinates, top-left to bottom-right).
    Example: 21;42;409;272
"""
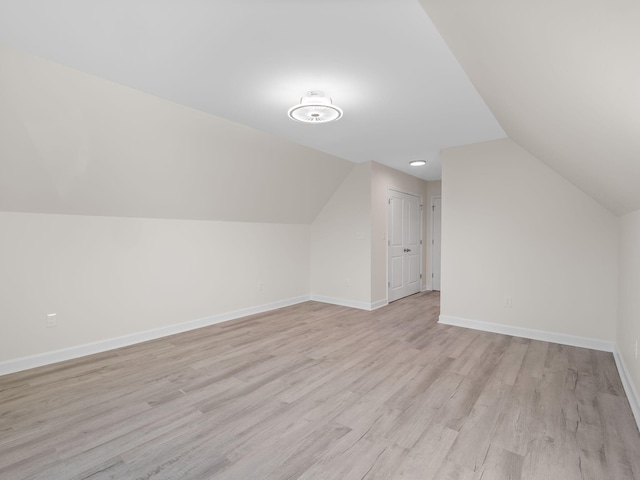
613;346;640;431
310;295;380;311
0;295;311;376
370;299;388;310
438;315;615;352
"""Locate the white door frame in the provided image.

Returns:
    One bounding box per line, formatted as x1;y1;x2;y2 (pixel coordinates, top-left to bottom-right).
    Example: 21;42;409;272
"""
430;195;442;291
387;187;423;302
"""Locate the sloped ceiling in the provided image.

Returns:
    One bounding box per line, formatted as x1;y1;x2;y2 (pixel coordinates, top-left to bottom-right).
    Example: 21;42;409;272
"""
419;0;640;215
3;1;635;218
0;45;353;224
0;0;505;185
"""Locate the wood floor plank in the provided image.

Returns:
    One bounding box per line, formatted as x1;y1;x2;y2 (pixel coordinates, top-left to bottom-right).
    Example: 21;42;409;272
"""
489;338;529;386
517;339;549;379
596;392;640;479
1;291;639;479
394;421;458;479
361;442;408;480
297;436;387;480
471;443;524;480
444;377;511;472
591;350;626;396
432;458;475;480
491;373;542;457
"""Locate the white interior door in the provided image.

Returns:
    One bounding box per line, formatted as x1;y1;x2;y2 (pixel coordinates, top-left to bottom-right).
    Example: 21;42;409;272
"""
431;196;442;291
388;189;422;302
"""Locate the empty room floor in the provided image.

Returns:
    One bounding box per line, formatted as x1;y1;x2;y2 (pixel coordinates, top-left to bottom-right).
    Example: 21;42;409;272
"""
1;291;639;479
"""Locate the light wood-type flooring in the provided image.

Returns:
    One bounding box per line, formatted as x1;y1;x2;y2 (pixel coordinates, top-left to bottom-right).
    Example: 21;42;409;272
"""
1;292;640;479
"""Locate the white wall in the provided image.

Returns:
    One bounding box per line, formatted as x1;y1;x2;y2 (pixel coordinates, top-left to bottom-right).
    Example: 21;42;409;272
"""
418;0;640;215
441;138;618;341
310;161;433;308
618;209;640;400
370;162;429;304
0;212;310;363
0;44;354;370
0;44;353;224
310;163;372;308
0;160;428;366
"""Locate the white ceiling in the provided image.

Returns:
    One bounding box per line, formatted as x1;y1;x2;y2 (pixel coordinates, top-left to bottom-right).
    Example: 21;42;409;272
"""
420;0;640;215
0;44;355;223
0;0;506;182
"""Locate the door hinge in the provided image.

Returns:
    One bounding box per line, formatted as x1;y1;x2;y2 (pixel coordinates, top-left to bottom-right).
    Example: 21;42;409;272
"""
388;240;390;246
432;273;434;278
432;205;435;211
420;240;422;245
420;274;422;279
388;281;391;288
388;198;391;205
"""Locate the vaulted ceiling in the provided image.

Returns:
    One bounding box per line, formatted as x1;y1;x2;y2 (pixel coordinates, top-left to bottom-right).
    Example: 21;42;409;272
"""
419;0;640;215
0;0;637;218
0;45;353;223
0;0;504;184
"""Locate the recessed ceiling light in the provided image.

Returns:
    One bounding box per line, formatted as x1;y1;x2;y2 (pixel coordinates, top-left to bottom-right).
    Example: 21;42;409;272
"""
409;160;427;166
288;91;343;123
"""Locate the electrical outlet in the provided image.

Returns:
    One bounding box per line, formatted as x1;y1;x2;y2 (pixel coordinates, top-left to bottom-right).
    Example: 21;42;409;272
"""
46;313;57;328
504;296;512;308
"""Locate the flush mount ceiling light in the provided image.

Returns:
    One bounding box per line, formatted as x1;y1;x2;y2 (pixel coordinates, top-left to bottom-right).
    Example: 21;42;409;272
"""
288;91;343;123
409;160;427;166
